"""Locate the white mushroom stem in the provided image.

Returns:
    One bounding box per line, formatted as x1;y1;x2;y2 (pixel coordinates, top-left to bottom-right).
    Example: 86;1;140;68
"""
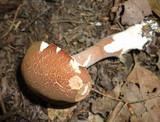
72;24;149;68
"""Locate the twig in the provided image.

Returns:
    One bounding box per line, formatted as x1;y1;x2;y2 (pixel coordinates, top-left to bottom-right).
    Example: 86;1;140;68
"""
21;6;51;31
92;88;160;104
53;19;83;24
107;94;160;121
0;4;24;39
15;114;31;122
106;102;125;122
0;110;16;122
91;88;123;102
116;21;124;31
93;88;160;122
128;94;160;104
0;94;6;114
142;21;156;30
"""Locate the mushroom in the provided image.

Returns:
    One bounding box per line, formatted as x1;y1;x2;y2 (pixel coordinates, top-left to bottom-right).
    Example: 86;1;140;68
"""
73;24;149;68
21;41;92;103
21;24;149;103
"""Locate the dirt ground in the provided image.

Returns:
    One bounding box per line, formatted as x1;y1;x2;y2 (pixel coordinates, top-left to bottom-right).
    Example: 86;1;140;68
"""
0;0;160;122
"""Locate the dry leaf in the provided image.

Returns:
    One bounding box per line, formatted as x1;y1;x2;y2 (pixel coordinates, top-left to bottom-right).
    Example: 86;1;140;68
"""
126;63;160;98
126;62;160;121
131;107;160;122
122;0;144;25
91;96;118;117
148;0;160;17
78;112;104;122
132;0;152;16
121;83;146;117
91;84;122;117
47;105;76;121
113;103;130;122
122;0;152;25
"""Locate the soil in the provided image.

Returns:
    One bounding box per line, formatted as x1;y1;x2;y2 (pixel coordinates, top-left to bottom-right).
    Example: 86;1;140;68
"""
0;0;160;122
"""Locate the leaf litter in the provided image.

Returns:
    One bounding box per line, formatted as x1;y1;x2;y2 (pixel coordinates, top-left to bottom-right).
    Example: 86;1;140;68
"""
125;54;160;121
0;0;160;121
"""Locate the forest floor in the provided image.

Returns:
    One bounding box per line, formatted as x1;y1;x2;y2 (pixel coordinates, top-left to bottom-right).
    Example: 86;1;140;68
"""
0;0;160;122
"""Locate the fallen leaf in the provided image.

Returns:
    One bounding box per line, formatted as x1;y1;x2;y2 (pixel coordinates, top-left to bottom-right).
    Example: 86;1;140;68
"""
126;62;160;121
91;83;122;117
131;107;160;122
126;63;160;98
47;105;76;121
148;0;160;17
121;0;152;25
121;82;146;117
113;102;130;122
91;96;118;117
122;0;144;25
132;0;152;16
78;112;104;122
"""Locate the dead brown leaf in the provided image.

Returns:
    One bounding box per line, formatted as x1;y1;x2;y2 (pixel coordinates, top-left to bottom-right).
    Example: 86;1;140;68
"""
148;0;160;17
122;0;152;25
78;112;104;122
132;0;152;16
91;96;118;117
126;62;160;121
91;83;123;118
131;107;160;122
126;62;160;98
113;102;130;122
47;105;76;121
121;83;146;117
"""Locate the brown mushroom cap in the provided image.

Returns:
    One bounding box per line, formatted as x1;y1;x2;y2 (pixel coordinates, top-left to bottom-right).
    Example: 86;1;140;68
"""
21;41;92;103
